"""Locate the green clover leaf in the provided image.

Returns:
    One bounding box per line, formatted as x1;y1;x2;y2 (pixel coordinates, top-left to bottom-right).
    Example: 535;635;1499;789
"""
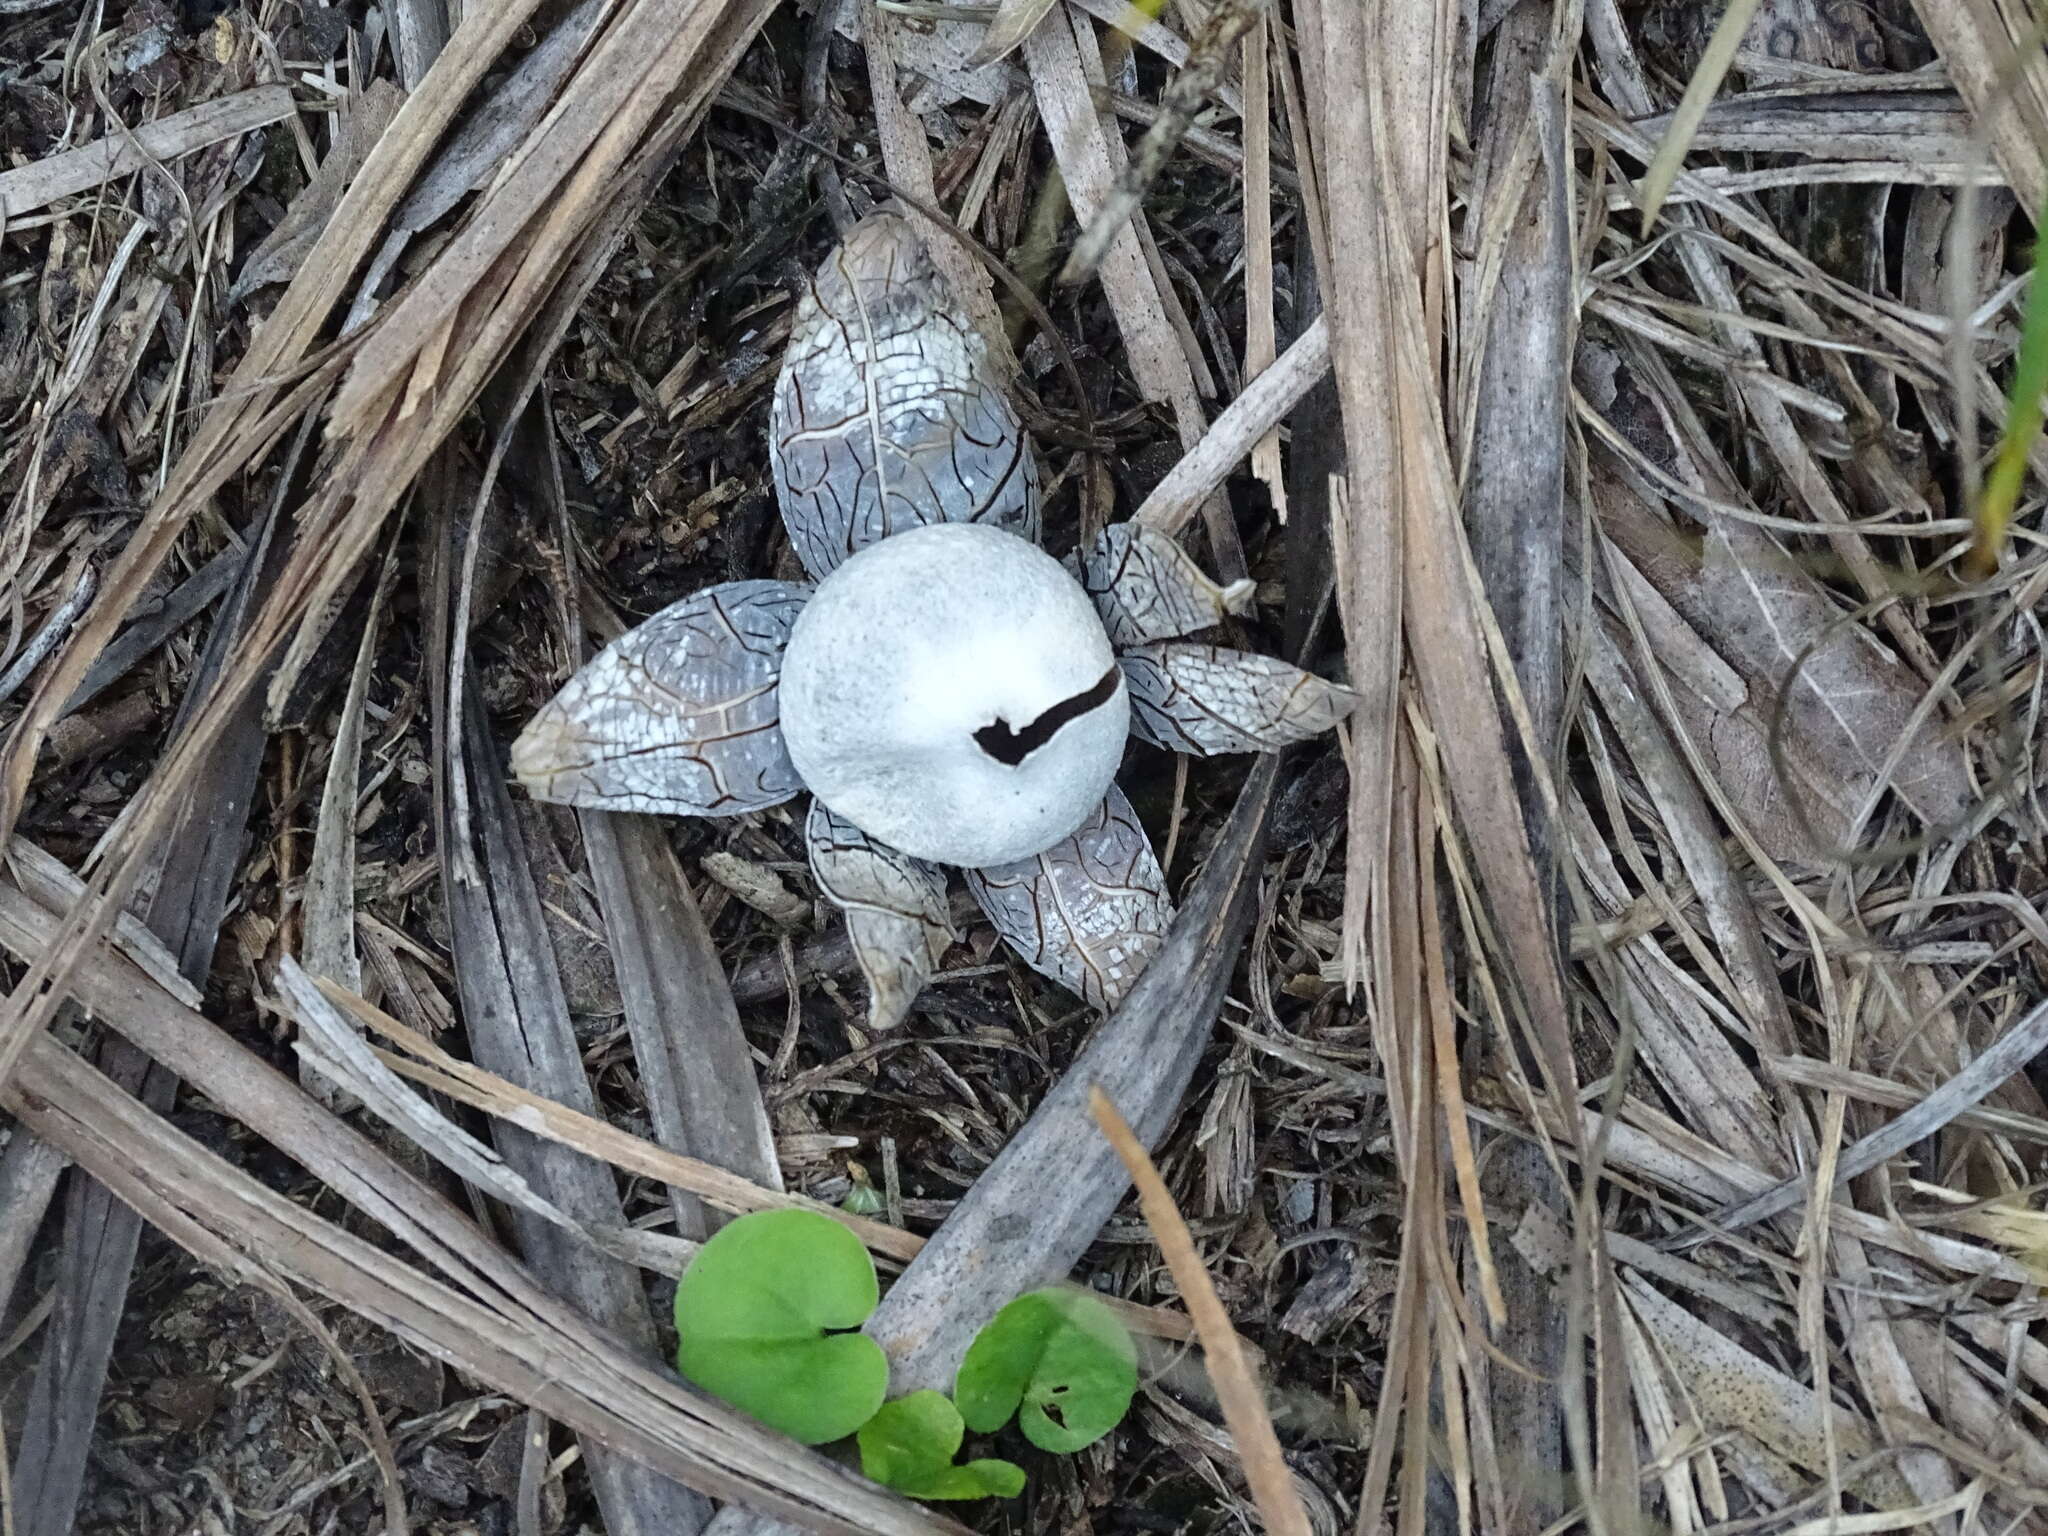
673;1209;888;1444
955;1288;1137;1453
857;1391;1025;1500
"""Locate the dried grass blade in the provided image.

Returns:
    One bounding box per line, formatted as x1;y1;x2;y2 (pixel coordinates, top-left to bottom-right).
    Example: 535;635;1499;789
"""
436;661;712;1533
964;0;1060;65
389;0;450;87
320;979;922;1262
1581;636;1801;1138
328;0;705;435
1378;79;1579;1131
1633;0;1761;226
0;1031;965;1536
0;565;93;709
345;988;1189;1341
1457;11;1575;1523
548;495;778;1253
1909;0;2048;206
1058;0;1265;286
0;0;572;1091
0;0;777;1169
1017;0;1240;571
231;83;404;301
1240;16;1284;520
348;37;596;326
1625;1277;1914;1511
1888;1321;2048;1494
299;545;398;1104
15;1033;411;1535
1021;5;1202;409
1352;734;1441;1536
9;488;293;1536
1089;1088;1311;1536
1339;5;1614;1521
1313;1;1400;1000
519;398;782;1240
0;880;961;1533
0;1127;66;1313
281;957;672;1268
581;812;785;1231
1417;783;1504;1328
1676;997;2048;1244
1826;1235;1961;1514
2;839;198;1009
374;0;612;253
379;0;782;480
1585;13;1951;691
60;544;241;716
863;0;1013;367
1769;1054;2048;1144
0;0;552;828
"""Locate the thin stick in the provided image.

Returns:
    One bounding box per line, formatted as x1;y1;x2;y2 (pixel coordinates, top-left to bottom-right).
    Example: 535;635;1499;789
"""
0;564;95;708
1134;314;1328;534
0;85;294;216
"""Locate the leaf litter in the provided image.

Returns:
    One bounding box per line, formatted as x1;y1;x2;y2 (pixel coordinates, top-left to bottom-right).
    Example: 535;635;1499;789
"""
3;0;2048;1533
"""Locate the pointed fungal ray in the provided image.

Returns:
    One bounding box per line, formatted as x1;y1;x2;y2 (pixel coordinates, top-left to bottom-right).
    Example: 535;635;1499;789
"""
512;581;811;816
805;801;957;1031
769;212;1039;580
1065;522;1254;647
1119;643;1359;755
962;786;1172;1011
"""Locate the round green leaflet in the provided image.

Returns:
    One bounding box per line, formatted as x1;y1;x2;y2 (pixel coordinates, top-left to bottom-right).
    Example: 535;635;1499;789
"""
954;1288;1137;1453
672;1209;889;1445
857;1391;1026;1501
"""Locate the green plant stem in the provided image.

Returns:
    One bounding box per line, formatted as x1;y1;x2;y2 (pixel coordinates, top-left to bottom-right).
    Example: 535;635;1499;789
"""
1975;221;2048;578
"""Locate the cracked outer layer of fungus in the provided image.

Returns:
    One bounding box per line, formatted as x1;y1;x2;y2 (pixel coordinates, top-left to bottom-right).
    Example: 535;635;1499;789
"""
768;211;1038;581
1119;643;1359;754
512;580;809;815
514;211;1361;1024
960;787;1170;1012
805;801;957;1031
1065;521;1255;647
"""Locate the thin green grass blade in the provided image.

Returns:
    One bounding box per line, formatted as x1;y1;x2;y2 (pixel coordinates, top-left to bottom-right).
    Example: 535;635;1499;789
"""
1974;216;2048;578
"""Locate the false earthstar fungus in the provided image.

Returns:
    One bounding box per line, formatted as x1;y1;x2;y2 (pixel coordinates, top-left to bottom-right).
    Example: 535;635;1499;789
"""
780;521;1129;868
514;210;1359;1027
